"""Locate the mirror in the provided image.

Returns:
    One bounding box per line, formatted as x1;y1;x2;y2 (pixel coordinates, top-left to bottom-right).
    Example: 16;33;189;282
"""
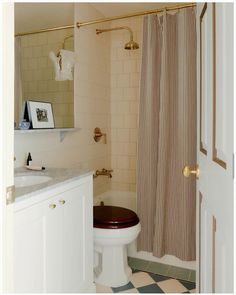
14;3;74;129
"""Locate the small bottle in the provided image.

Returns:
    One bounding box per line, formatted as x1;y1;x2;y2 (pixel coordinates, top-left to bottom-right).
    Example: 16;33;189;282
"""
26;153;32;166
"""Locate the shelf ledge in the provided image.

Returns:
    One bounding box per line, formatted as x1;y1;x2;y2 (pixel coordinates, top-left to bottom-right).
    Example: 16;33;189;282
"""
14;128;80;142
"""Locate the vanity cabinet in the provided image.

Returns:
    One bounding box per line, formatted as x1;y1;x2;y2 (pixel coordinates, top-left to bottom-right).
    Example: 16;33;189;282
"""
13;175;94;293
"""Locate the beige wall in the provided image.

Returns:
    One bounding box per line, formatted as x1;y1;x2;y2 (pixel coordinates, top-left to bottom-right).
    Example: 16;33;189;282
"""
19;29;74;128
74;3;111;195
14;4;142;195
110;17;142;192
14;3;111;196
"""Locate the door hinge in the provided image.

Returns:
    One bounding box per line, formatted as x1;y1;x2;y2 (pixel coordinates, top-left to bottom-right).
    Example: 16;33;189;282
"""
6;185;15;205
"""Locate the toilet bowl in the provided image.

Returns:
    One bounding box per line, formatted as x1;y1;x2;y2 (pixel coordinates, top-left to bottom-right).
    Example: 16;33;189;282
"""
93;205;141;287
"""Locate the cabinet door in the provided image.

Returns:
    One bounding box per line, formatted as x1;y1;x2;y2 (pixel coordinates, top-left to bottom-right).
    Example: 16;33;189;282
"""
44;196;64;293
62;181;93;292
14;202;46;293
13;177;94;293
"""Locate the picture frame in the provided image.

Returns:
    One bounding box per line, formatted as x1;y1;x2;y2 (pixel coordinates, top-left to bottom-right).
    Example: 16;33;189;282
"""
27;100;55;129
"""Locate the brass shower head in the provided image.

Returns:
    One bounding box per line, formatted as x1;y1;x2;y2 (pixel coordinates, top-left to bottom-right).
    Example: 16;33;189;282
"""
96;26;139;50
124;40;139;50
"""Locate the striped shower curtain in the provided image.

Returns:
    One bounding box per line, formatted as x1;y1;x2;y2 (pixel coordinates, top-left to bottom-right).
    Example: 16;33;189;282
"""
137;8;197;261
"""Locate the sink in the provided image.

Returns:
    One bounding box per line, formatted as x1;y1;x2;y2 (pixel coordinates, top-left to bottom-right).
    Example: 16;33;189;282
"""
15;175;52;188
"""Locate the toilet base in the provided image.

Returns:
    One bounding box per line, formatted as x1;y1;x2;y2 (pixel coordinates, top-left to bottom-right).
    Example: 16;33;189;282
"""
94;245;132;288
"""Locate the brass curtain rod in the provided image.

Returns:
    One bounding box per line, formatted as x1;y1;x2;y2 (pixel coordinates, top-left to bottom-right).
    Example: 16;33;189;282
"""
15;24;74;37
15;3;196;37
77;3;196;28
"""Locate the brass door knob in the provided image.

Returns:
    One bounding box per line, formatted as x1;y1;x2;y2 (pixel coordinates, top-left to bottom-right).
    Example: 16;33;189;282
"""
49;204;56;209
183;165;200;179
59;200;65;205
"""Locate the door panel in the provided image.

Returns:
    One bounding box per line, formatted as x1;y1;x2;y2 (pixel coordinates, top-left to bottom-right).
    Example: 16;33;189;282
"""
212;3;233;167
45;196;64;293
62;185;85;292
200;197;213;293
62;181;93;292
196;3;234;293
14;204;45;292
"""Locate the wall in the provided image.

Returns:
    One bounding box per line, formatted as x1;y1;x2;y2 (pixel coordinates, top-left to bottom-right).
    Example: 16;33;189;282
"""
14;3;111;196
110;17;142;192
19;29;74;128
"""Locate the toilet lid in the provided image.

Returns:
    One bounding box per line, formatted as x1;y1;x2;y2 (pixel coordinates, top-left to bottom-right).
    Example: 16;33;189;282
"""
93;205;139;229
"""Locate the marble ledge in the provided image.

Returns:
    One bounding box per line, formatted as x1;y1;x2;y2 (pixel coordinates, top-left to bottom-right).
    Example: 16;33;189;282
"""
14;167;94;203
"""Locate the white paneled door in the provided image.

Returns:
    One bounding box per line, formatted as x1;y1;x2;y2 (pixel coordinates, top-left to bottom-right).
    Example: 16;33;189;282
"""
195;3;234;293
0;2;15;292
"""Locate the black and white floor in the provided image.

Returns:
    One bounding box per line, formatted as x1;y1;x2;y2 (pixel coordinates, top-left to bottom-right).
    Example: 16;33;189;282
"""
96;269;196;293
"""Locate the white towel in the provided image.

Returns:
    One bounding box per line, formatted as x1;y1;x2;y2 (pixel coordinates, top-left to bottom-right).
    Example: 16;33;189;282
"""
49;49;75;81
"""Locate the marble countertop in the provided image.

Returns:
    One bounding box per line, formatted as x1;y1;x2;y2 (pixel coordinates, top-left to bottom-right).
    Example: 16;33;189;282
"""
14;167;94;202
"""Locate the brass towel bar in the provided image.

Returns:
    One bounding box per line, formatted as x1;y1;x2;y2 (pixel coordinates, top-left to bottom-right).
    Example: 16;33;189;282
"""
15;3;196;37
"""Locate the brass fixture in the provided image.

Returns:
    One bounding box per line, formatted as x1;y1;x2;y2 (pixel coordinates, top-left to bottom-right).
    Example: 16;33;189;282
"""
6;185;15;205
96;27;139;50
59;200;66;205
77;3;196;28
62;35;74;49
15;3;196;37
94;168;113;178
56;34;74;63
49;204;56;209
94;127;106;143
15;24;74;37
183;165;200;179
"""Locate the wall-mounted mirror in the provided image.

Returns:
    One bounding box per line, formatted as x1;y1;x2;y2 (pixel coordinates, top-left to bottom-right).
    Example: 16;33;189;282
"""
14;3;74;129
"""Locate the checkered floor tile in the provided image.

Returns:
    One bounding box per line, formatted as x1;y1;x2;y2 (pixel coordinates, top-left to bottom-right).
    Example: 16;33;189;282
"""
96;269;196;293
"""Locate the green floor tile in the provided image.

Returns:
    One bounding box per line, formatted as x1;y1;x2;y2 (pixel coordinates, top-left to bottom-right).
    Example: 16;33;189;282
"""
188;270;196;282
128;257;150;271
167;266;190;281
146;261;170;276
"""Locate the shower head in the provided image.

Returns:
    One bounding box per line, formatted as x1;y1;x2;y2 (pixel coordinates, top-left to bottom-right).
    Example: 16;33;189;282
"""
124;39;139;50
96;26;139;50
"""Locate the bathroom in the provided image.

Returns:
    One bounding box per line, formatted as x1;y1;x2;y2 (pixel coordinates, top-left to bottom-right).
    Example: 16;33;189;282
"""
0;1;234;294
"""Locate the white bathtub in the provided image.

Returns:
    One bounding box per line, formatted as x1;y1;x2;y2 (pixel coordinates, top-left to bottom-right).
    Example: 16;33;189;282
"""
94;190;137;212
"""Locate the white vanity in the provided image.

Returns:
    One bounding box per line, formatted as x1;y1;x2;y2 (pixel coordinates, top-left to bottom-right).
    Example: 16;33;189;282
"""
10;168;95;293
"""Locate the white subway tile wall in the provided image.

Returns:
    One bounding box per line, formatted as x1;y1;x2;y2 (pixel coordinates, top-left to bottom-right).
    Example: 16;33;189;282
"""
15;4;111;196
15;5;142;196
20;29;74;128
110;17;142;192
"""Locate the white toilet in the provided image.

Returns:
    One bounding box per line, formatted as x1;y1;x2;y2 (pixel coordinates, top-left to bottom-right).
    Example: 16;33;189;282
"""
93;205;141;287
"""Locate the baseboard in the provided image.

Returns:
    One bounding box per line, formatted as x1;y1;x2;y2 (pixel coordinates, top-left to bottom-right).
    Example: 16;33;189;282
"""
128;241;196;270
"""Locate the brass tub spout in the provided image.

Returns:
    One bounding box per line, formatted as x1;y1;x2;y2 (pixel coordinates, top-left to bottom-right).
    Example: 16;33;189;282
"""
94;168;113;178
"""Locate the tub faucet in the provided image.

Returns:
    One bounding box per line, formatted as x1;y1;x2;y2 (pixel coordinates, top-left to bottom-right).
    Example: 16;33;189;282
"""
94;168;113;178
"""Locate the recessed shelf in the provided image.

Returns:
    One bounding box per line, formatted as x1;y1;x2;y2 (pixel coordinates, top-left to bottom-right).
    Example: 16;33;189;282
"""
14;128;80;142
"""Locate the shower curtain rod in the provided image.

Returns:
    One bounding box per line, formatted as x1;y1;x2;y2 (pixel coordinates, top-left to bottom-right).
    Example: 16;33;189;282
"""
15;24;74;37
15;3;196;37
77;3;196;28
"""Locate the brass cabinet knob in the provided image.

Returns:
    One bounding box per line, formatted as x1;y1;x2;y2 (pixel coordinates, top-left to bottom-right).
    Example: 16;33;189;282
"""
49;204;56;209
59;200;65;205
183;165;200;179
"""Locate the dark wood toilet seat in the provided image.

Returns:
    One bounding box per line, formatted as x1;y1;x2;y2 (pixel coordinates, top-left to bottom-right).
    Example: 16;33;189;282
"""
93;205;139;229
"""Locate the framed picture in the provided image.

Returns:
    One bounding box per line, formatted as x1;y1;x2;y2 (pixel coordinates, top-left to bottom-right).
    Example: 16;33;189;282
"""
27;101;55;129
